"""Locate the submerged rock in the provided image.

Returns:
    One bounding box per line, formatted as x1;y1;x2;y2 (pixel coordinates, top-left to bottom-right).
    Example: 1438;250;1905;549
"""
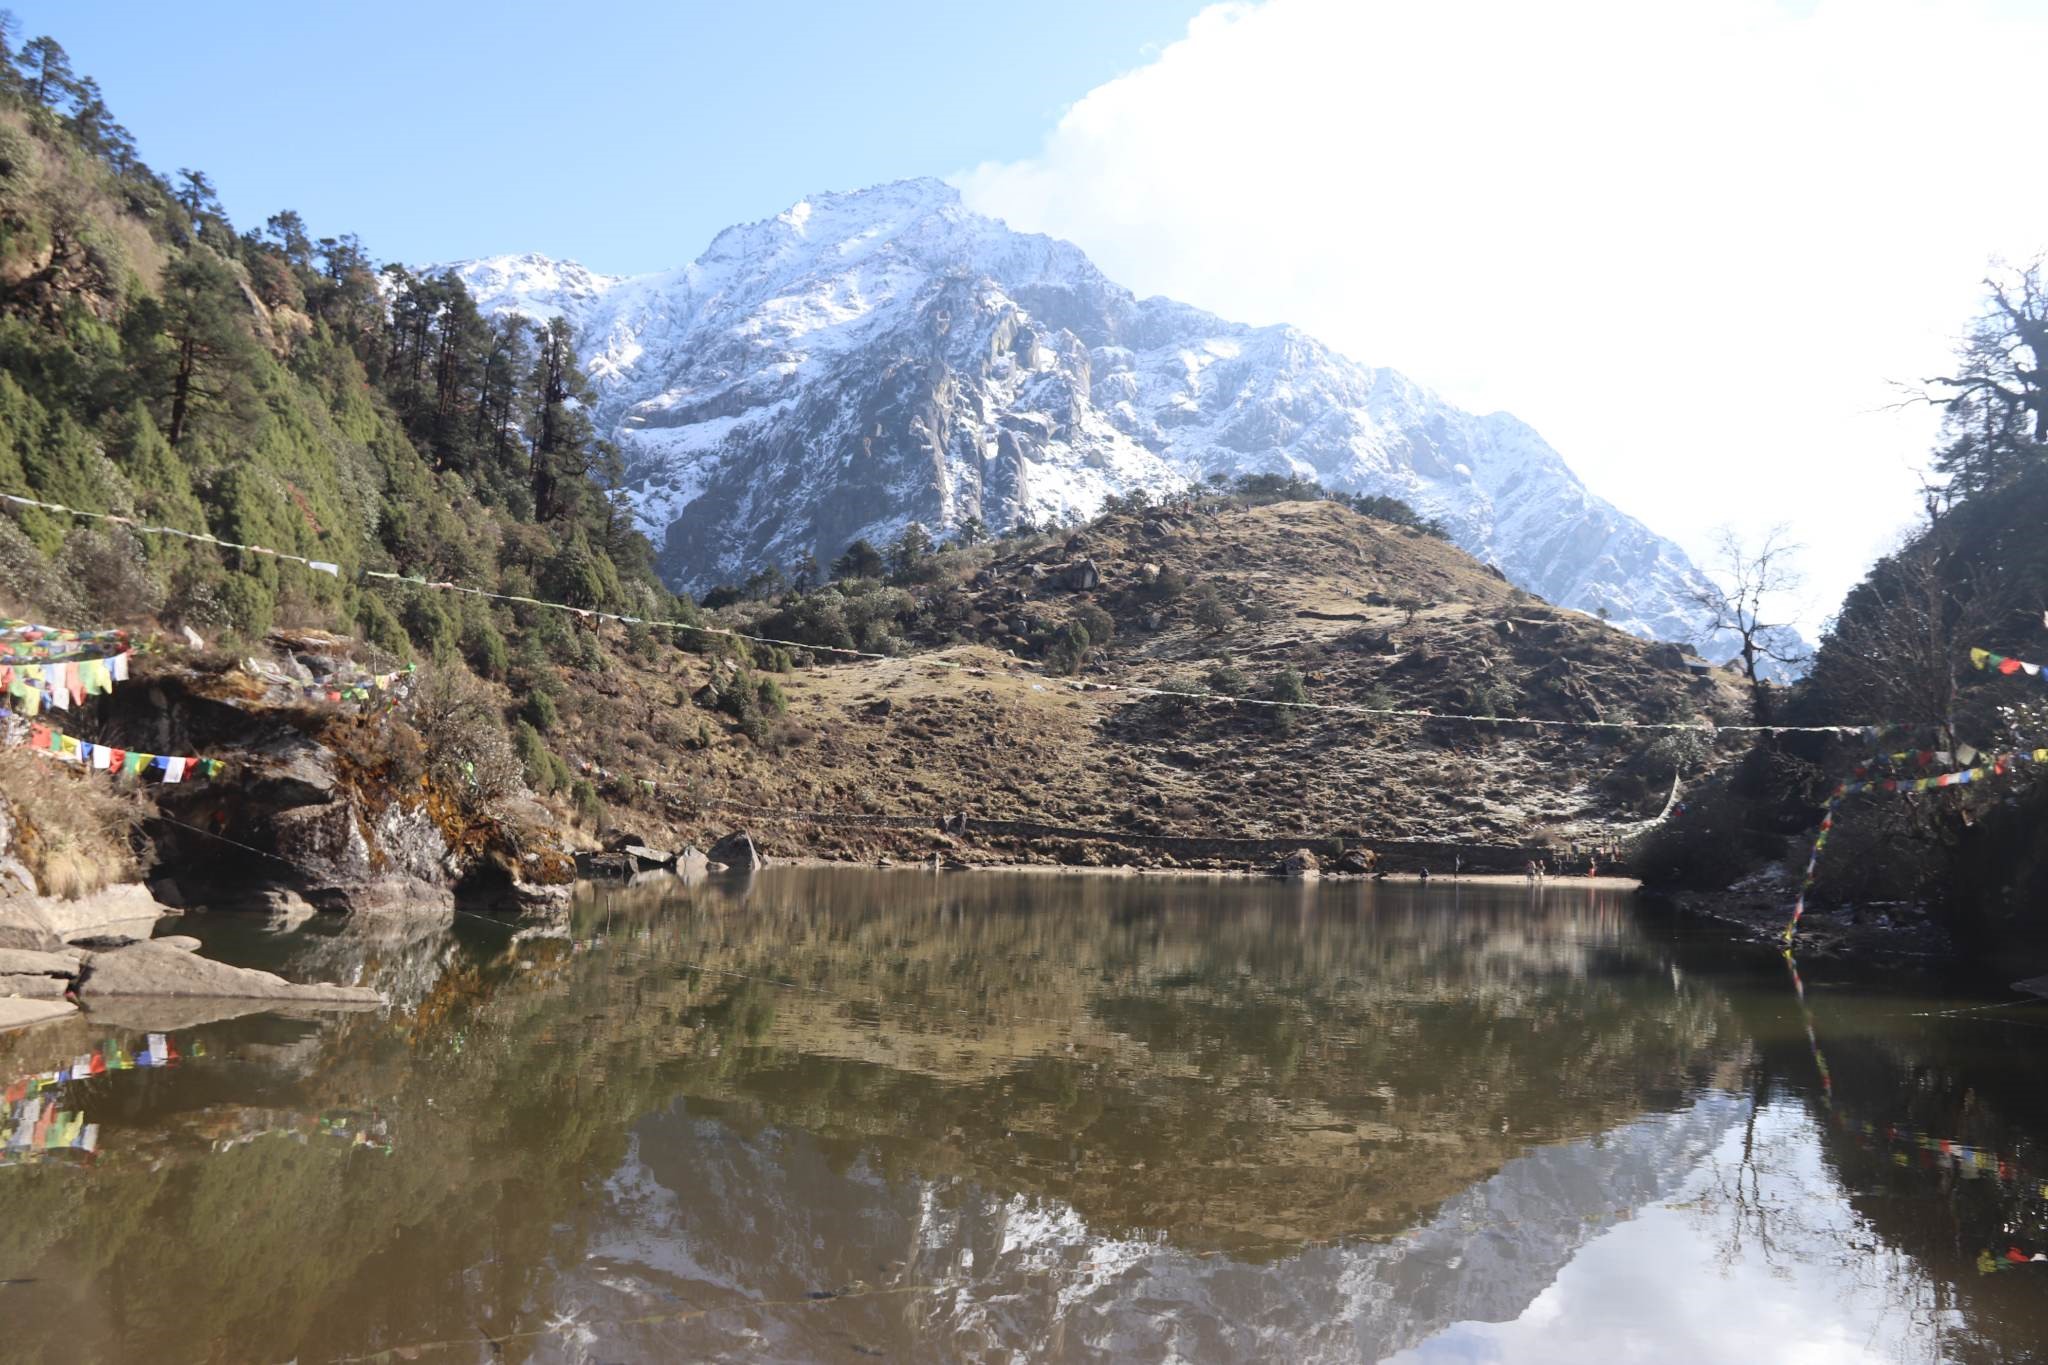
575;851;633;879
620;844;673;871
708;831;767;873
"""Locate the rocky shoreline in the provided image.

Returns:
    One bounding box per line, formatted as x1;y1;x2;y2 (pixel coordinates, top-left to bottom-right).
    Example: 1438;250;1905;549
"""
0;886;383;1034
1647;880;1959;970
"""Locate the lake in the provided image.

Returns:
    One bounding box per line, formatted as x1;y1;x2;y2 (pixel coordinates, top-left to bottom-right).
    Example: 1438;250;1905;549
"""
3;869;2046;1363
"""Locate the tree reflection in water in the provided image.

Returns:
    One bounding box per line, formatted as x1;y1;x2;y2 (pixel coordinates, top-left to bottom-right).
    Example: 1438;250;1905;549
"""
0;870;2043;1362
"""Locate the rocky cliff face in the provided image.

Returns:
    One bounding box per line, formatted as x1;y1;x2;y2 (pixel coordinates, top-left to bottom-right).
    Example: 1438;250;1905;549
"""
450;179;1741;652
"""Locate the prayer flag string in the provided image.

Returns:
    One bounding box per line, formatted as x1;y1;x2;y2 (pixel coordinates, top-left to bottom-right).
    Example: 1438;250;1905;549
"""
0;488;1884;739
1971;647;2048;679
1784;746;2048;942
0;708;224;781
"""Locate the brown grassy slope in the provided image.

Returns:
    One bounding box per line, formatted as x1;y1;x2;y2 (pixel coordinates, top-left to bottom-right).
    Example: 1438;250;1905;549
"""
558;501;1750;864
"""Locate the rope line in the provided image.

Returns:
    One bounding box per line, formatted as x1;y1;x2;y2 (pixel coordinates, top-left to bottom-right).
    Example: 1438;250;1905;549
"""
2;489;1878;738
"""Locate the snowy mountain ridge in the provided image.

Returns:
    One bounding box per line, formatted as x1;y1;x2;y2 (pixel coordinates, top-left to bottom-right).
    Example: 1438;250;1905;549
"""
448;178;1739;651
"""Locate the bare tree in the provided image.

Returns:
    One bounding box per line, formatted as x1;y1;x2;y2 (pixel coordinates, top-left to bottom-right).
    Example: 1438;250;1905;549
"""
1690;526;1806;722
1915;260;2048;498
1806;529;2010;745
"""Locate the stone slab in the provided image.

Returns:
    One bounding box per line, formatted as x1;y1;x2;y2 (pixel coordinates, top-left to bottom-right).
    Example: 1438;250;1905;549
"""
78;941;383;1003
0;947;82;975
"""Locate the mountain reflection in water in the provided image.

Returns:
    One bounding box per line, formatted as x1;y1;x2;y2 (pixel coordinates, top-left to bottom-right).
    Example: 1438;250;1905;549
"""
0;869;2045;1362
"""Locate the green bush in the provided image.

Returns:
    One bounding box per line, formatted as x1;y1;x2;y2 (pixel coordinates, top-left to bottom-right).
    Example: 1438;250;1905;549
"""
401;593;458;662
1191;585;1233;632
1267;666;1308;733
1074;603;1115;648
1204;664;1249;697
215;574;275;639
511;719;570;793
570;778;604;828
354;591;409;657
462;618;509;680
523;690;560;733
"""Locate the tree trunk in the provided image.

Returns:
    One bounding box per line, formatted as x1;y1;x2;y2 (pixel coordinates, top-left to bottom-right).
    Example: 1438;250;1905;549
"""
168;334;196;446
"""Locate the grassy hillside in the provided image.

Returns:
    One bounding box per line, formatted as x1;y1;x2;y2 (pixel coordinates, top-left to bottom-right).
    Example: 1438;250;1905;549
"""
553;495;1747;863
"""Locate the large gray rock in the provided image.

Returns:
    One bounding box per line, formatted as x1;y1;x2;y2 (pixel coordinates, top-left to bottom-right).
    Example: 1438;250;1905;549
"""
0;973;68;998
708;831;767;873
269;799;456;912
241;733;343;806
78;940;383;1003
0;884;169;948
621;844;673;871
1269;848;1322;879
1063;558;1102;591
0;946;83;975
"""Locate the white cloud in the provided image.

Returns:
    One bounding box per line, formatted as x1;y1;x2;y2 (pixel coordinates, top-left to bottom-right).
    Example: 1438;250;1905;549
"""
957;0;2048;631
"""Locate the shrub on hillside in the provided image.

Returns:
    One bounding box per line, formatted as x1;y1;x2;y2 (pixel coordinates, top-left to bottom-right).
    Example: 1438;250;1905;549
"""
512;719;571;794
1628;783;1786;889
60;526;164;621
1191;584;1234;633
1267;666;1308;733
1204;664;1249;696
1074;603;1115;649
0;750;139;898
570;778;604;828
406;666;524;809
461;617;509;681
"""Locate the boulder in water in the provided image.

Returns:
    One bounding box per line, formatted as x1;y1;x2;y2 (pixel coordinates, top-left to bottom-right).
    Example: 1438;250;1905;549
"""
708;831;767;872
1269;848;1321;879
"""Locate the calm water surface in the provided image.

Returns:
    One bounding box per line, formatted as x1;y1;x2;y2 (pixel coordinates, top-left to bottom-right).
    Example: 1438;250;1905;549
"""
3;869;2047;1363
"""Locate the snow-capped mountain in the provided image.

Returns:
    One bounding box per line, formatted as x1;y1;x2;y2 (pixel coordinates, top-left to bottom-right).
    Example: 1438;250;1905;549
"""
450;178;1733;649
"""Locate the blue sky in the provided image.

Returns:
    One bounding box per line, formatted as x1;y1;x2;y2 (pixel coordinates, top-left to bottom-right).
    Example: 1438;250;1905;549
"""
23;1;2048;625
25;0;1207;272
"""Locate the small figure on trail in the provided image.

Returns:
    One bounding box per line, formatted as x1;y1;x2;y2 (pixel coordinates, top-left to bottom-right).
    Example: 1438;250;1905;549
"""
1418;866;1430;882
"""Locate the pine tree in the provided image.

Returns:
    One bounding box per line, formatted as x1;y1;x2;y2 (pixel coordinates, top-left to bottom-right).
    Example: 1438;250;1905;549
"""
476;314;533;487
17;34;72;108
887;522;933;580
832;538;885;580
527;316;595;521
263;210;312;268
427;273;489;469
154;249;255;445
